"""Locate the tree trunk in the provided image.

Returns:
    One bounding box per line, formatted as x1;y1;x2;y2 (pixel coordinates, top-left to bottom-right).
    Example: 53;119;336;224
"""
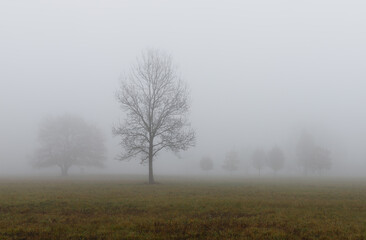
148;156;155;184
148;143;155;184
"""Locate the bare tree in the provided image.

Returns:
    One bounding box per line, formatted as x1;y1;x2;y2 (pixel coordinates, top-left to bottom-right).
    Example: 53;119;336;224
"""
32;115;106;176
222;150;239;173
113;49;195;184
252;149;266;176
267;147;285;175
200;156;213;172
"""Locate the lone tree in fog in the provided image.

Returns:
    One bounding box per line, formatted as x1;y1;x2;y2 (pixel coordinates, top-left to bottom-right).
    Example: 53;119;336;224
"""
113;49;195;184
252;149;266;176
200;156;213;172
222;150;239;173
32;115;106;176
267;147;285;175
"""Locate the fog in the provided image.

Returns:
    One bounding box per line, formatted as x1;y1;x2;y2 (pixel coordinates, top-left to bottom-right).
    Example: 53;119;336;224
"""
1;0;366;177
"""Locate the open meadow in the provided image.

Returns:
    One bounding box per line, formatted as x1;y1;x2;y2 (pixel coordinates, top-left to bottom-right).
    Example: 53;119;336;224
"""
1;175;366;240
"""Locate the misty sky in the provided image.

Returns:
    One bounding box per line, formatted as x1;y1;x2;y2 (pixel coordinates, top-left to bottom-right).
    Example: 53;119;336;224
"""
1;0;366;176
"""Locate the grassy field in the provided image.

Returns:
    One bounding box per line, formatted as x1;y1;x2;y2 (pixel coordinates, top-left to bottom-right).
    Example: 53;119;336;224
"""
0;175;366;240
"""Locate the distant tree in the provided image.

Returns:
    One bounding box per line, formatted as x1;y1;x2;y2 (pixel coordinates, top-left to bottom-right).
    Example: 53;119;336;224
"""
222;150;239;173
239;147;252;174
297;132;314;175
297;132;332;175
267;147;285;175
32;115;106;176
113;49;195;184
313;146;332;175
252;149;266;176
200;156;213;171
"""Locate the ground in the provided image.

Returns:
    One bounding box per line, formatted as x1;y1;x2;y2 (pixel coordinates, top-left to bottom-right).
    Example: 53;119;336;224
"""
0;175;366;240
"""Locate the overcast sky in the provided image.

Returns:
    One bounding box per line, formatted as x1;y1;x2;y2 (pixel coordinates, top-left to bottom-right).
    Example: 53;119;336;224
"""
1;0;366;176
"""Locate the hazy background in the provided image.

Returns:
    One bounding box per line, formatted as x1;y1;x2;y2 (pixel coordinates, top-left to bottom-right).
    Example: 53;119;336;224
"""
1;0;366;177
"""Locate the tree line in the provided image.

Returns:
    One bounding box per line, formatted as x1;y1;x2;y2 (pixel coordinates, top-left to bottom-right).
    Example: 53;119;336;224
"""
200;132;332;176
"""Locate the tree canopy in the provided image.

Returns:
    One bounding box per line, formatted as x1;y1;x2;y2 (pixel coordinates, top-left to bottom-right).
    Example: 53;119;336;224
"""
32;115;106;176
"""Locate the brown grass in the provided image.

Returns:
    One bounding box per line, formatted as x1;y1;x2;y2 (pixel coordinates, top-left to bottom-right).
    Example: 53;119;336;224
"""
0;176;366;239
